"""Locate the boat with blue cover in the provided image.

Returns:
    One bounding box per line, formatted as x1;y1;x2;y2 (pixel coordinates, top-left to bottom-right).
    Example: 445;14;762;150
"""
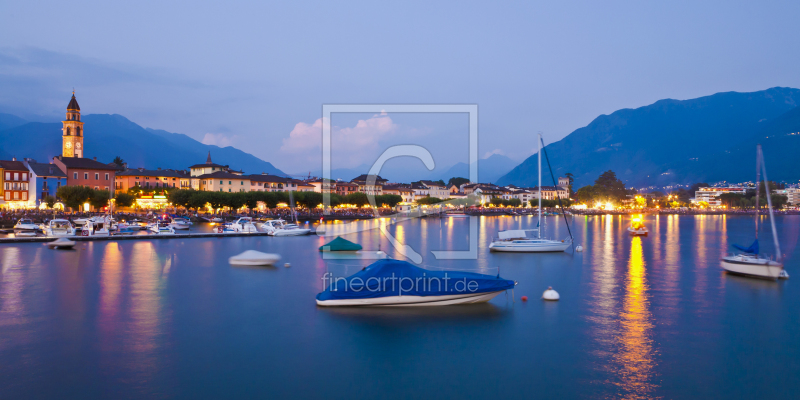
316;259;516;307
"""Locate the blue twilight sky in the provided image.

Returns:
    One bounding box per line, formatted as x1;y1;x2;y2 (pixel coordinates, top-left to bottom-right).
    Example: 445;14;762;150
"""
1;0;799;174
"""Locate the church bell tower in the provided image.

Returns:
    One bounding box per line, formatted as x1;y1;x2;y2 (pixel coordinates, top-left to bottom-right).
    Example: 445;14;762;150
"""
62;91;84;158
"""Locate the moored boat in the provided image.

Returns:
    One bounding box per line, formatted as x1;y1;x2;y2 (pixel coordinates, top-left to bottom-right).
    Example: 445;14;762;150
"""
316;259;516;307
721;144;786;280
13;218;39;232
261;219;311;236
45;219;76;237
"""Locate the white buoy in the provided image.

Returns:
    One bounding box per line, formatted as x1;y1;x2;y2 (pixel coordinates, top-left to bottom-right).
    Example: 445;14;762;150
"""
575;245;584;252
284;263;291;268
542;286;560;301
228;250;281;266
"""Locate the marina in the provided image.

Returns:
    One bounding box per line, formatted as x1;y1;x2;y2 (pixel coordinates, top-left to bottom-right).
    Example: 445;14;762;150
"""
0;214;797;398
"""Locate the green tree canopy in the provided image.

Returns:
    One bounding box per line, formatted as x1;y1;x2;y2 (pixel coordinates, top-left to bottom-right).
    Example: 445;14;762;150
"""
447;177;470;188
56;185;94;211
114;192;136;208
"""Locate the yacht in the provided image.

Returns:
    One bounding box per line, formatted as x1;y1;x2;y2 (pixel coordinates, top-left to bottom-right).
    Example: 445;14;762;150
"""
489;229;572;252
82;216;111;237
316;259;517;306
231;217;259;233
489;133;573;253
260;219;311;236
148;221;176;235
13;218;39;232
721;144;788;280
45;219;76;237
170;219;192;230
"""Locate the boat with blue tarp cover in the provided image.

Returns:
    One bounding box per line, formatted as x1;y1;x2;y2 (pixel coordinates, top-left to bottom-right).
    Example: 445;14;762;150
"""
316;259;516;306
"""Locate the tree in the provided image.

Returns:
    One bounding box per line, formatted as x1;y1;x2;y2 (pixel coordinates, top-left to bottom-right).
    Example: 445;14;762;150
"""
593;170;627;201
769;194;789;209
416;196;443;205
114;192;135;208
244;192;260;212
112;156;125;168
573;186;596;204
56;185;94;211
375;194;402;208
564;172;575;196
89;189;111;210
43;195;57;209
447;177;470;189
206;192;226;211
343;192;370;207
295;191;323;209
187;191;210;211
227;192;247;211
168;189;193;209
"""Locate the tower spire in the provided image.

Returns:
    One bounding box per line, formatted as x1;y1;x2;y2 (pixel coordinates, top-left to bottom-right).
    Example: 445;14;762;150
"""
206;151;212;164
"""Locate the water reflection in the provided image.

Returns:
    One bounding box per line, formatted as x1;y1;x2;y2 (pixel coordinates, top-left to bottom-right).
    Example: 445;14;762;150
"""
613;236;657;398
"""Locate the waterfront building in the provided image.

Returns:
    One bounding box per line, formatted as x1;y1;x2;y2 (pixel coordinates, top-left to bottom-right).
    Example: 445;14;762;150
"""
415;180;450;199
116;168;191;192
538;185;569;200
335;182;358;196
53;156;118;191
351;174;387;195
197;171;251;192
775;188;800;206
694;187;747;207
22;159;67;208
383;185;415;203
62;92;84;158
410;182;430;199
0;159;32;208
558;176;570;188
307;178;336;193
295;180;316;192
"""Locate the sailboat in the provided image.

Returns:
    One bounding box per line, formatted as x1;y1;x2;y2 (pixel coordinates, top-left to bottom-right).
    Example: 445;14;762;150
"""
489;133;572;252
721;144;788;280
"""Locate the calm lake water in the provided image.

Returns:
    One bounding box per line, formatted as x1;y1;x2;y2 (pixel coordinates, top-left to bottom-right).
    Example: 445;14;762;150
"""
1;215;798;399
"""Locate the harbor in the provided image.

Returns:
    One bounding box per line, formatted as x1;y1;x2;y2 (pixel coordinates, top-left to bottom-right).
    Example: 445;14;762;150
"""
1;214;797;398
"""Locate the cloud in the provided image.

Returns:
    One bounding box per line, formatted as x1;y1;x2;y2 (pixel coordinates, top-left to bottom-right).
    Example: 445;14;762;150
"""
280;114;398;168
483;148;505;159
202;133;239;147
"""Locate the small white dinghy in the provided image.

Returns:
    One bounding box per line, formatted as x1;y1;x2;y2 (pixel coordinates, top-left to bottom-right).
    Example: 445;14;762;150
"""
229;250;281;266
47;237;76;249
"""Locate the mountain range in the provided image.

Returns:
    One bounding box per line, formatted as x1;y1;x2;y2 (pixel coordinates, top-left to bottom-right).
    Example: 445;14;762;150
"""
0;113;286;176
498;87;800;188
293;153;518;183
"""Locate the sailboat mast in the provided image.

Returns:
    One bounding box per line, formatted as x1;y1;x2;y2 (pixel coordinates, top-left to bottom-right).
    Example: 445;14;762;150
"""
538;132;542;239
758;145;782;262
754;146;761;239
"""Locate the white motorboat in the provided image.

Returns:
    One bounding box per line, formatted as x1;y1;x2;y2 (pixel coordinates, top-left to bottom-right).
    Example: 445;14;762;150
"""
260;219;311;236
229;250;281;266
81;217;111;237
170;219;192;230
45;219;75;237
210;217;224;223
13;218;39;232
489;230;572;252
148;221;176;235
721;144;786;280
72;218;89;226
46;237;76;249
231;217;259;233
489;134;572;253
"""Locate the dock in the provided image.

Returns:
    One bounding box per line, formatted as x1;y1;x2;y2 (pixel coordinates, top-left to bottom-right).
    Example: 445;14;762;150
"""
0;231;291;244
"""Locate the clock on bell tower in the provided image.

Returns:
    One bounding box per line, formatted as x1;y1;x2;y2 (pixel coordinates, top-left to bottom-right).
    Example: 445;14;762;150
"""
62;91;84;158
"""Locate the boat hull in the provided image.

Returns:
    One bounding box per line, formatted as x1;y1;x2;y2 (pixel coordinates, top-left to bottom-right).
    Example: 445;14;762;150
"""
721;257;783;280
489;240;571;252
316;290;505;307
